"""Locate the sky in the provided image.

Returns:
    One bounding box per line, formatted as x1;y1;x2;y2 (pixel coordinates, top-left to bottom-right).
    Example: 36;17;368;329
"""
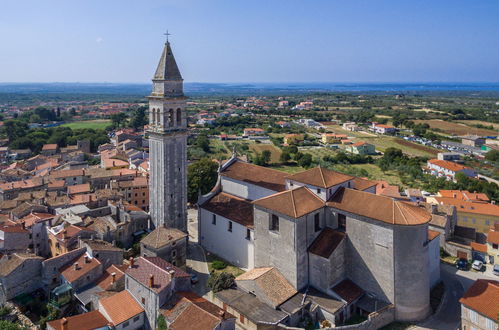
1;0;499;83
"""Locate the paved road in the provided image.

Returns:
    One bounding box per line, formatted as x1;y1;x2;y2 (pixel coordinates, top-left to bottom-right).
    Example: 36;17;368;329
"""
413;263;496;330
185;207;210;298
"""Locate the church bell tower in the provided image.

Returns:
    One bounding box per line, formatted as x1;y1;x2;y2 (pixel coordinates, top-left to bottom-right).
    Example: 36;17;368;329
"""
147;39;187;232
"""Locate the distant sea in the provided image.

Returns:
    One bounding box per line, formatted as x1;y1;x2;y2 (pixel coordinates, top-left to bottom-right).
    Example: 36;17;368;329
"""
1;82;499;96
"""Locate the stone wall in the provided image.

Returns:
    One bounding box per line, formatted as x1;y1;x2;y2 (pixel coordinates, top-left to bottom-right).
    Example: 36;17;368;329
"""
42;247;86;291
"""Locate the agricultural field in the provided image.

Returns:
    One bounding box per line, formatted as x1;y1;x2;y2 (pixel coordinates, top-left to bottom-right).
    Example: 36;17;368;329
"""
413;119;497;136
323;124;376;137
362;136;439;158
456;120;499;130
249;143;282;163
61;119;111;130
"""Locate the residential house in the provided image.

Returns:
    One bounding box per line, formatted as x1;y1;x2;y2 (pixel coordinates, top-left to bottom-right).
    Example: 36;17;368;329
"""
0;253;44;303
283;134;304;146
125;257;191;329
347;141;376;155
459;279;498;330
46;310;110;330
99;290;145;330
372;123;396;134
426;159;476;181
342;122;359;132
140;226;188;267
461;135;486;147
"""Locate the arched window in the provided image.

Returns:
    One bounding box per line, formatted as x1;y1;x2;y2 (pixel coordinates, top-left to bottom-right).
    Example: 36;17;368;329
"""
176;108;182;125
169;109;174;126
151;108;156;124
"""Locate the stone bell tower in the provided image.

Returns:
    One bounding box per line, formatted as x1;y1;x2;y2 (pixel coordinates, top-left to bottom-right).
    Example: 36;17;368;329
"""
147;40;187;232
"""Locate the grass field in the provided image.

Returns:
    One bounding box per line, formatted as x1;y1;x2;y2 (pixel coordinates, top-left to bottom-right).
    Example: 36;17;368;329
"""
61;119;111;130
414;119;497;136
206;252;245;277
249;144;282;163
323;124;376;137
363;136;439;158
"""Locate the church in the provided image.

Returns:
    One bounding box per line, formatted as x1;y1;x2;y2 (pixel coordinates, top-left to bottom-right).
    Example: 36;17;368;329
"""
146;39;440;327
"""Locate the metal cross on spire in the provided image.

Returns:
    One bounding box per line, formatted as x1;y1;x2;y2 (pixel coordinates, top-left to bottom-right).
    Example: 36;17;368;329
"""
164;30;172;43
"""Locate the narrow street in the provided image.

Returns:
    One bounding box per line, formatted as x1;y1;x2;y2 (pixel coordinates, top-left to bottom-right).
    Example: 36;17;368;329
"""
186;208;210;298
413;263;496;330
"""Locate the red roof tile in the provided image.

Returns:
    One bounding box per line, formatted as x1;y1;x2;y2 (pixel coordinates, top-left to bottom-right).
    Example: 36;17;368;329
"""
459;280;499;321
333;279;364;303
309;228;346;258
201;192;254;228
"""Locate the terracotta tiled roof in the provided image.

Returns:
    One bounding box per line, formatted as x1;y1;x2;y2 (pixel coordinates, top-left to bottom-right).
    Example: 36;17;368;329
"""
47;310;109;330
327;188;431;226
332;279;364;303
162;292;235;330
487;230;499;245
125;257;189;294
221;160;287;192
60;253;101;283
201;192;254;228
459;280;499;321
428;230;440;241
438;190;489;202
470;242;488;253
68;183;91;195
236;267;297;307
351;141;367;147
434;197;499;217
96;264;127;290
351;177;378;191
286;167;353;188
254;187;324;219
309;228;346;258
42;144;58;150
427;159;470;172
99;290;144;326
141;226;187;249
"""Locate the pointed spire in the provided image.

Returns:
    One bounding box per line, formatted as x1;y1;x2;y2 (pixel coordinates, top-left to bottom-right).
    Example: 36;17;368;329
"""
153;41;183;81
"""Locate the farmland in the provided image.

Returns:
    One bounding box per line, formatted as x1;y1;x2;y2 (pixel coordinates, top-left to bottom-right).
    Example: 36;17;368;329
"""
413;119;497;136
61;119;112;130
249;143;282;163
362;136;439;158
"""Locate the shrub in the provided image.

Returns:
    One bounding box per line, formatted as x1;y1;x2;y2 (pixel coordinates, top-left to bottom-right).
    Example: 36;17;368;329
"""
212;260;227;270
207;272;235;292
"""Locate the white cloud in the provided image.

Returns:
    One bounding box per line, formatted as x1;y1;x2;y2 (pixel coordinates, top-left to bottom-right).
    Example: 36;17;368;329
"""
96;37;103;43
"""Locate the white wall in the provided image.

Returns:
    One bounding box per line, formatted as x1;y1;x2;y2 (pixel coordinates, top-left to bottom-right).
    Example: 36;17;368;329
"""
199;208;254;269
221;177;277;201
286;179;353;201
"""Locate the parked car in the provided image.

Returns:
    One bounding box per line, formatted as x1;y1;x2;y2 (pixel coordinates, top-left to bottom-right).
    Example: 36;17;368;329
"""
456;259;468;270
493;265;499;276
472;260;483;271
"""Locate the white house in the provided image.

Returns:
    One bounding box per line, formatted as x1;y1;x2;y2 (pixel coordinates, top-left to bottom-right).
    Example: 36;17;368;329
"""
426;159;476;181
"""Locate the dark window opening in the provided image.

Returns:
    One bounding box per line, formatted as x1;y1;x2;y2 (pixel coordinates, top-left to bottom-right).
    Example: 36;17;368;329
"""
212;214;216;225
228;221;233;232
246;229;251;240
314;213;321;232
338;213;347;231
270;214;279;232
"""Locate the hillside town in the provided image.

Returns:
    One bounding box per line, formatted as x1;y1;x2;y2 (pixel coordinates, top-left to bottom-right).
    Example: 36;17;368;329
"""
0;40;498;330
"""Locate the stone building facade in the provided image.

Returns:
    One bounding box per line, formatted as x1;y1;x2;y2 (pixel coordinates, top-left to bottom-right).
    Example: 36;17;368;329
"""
147;41;187;232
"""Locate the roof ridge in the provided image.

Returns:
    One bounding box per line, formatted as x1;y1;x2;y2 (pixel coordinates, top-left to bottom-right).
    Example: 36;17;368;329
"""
319;167;327;187
290;189;297;218
395;201;408;225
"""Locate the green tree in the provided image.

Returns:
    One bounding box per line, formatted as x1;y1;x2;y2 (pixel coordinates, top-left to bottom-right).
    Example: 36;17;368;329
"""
130;106;148;130
156;314;167;330
485;150;499;162
187;158;219;203
0;320;24;330
207;272;235;293
2;120;28;142
280;151;291;163
297;153;313;168
111;112;128;128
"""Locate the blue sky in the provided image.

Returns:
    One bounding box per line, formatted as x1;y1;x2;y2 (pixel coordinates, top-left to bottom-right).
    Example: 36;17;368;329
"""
1;0;498;83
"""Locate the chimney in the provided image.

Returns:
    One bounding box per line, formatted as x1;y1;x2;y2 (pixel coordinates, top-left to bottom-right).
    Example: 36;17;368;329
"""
453;193;456;198
74;262;79;271
129;257;134;268
149;274;154;288
84;255;89;264
61;318;68;330
111;272;116;284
